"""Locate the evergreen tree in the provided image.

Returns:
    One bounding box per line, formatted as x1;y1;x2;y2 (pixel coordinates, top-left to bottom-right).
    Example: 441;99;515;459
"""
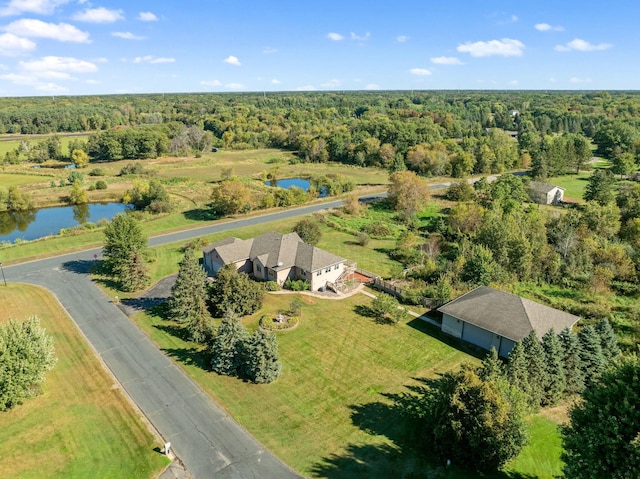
541;330;566;406
562;357;640;479
208;265;264;317
521;330;547;408
558;327;585;395
209;310;248;376
244;329;282;384
167;248;213;342
478;347;504;381
118;249;150;292
578;325;606;388
506;341;529;398
584;169;616;206
595;318;620;362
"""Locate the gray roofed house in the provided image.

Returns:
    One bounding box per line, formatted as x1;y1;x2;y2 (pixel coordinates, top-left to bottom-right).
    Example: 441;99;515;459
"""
528;181;565;205
202;231;347;291
438;286;580;357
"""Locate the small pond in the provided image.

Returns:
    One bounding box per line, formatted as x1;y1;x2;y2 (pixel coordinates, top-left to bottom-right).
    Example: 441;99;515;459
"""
0;202;130;244
265;177;327;197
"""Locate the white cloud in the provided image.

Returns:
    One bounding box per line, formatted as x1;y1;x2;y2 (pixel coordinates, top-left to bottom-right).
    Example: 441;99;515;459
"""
320;79;341;88
535;23;564;32
4;19;90;42
430;56;463;65
364;83;380;90
457;38;525;57
570;77;592;83
295;85;316;91
350;31;370;41
0;0;70;16
36;82;67;92
396;35;408;43
0;32;35;56
73;7;124;23
327;32;343;41
200;79;222;87
112;31;145;40
225;82;244;90
224;55;241;66
132;55;175;64
263;46;277;54
555;38;612;52
271;78;280;84
410;68;431;76
20;56;97;73
508;79;519;85
138;11;157;22
92;57;108;63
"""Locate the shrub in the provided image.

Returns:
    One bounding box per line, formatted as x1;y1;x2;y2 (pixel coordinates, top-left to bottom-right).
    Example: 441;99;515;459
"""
283;278;310;291
89;168;106;176
67;170;84;184
356;231;370;246
264;281;280;291
363;223;392;237
95;180;107;190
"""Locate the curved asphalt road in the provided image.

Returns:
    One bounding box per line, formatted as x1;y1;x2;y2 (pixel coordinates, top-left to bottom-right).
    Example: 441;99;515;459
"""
2;197;379;479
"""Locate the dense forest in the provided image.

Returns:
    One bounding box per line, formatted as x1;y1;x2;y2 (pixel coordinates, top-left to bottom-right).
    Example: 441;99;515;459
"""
2;91;640;180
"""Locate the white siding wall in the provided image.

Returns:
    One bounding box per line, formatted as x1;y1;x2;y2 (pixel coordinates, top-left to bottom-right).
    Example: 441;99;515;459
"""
441;313;463;338
309;263;345;291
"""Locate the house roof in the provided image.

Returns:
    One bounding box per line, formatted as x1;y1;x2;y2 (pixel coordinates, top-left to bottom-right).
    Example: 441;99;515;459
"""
205;231;345;272
529;181;564;194
437;286;580;342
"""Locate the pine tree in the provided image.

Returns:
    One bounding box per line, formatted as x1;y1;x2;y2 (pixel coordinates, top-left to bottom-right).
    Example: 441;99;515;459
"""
244;329;282;384
506;341;530;399
478;347;504;381
118;249;150;292
578;325;606;388
521;330;547;408
541;330;566;406
209;311;248;376
595;318;620;363
167;248;212;342
558;328;585;395
103;213;149;291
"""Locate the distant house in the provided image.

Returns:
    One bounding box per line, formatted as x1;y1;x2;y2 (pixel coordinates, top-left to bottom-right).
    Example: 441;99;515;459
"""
438;286;580;357
202;231;347;291
528;181;565;205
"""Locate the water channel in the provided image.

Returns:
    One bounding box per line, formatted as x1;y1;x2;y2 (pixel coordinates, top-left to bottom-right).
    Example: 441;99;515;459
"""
0;202;130;244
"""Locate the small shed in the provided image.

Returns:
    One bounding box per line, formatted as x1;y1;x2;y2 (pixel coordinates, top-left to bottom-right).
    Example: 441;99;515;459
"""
438;286;580;357
528;181;565;205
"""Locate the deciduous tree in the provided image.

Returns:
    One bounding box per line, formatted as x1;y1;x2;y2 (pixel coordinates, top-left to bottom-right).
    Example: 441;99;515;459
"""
0;316;57;411
293;218;322;246
207;265;264;317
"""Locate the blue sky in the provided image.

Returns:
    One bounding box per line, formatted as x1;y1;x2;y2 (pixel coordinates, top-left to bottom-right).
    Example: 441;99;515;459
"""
0;0;637;96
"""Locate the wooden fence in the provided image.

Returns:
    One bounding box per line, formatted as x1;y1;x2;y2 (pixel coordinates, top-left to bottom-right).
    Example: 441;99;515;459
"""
372;277;446;309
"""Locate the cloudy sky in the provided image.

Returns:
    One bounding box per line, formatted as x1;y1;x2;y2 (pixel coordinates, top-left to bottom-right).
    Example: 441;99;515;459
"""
0;0;636;96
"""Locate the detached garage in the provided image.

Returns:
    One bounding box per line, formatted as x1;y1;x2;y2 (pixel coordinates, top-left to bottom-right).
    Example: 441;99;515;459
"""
438;286;580;357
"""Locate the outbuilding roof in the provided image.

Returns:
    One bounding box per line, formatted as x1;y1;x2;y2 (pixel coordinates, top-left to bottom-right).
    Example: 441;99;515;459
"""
529;181;564;194
437;286;580;341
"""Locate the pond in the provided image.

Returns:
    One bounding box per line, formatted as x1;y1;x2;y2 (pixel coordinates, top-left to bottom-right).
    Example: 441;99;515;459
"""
265;177;327;197
0;202;130;244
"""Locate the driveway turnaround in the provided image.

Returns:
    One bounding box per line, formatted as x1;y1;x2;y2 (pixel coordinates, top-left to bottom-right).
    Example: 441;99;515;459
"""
2;195;388;478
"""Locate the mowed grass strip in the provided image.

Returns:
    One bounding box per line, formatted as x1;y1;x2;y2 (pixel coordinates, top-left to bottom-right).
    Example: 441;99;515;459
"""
0;283;168;479
134;291;476;477
0;173;51;188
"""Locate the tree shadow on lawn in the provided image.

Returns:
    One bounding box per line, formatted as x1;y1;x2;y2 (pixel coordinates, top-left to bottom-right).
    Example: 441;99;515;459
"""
182;208;220;222
312;389;538;479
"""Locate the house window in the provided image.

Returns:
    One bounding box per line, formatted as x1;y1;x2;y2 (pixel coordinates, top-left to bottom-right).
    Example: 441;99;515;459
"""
316;271;321;276
334;264;339;270
257;265;262;272
325;267;331;273
301;270;306;276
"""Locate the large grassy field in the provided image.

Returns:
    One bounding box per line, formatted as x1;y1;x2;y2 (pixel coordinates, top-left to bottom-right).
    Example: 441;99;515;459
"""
546;172;592;202
130;287;563;478
0;134;90;157
0;283;169;479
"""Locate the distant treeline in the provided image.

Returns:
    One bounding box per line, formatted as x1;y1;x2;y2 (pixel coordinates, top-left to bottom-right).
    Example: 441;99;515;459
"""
3;91;640;177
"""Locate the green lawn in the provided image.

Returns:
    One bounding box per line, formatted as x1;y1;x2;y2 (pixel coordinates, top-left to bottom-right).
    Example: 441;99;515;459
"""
0;134;90;157
131;287;564;478
547;172;592;202
0;283;168;479
0;173;51;189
